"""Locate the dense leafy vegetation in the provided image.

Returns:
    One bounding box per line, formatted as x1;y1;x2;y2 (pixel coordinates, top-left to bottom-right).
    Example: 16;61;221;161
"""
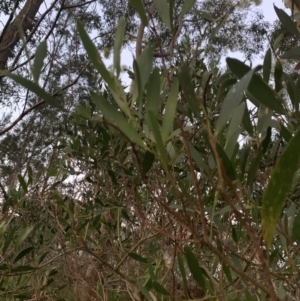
0;0;300;300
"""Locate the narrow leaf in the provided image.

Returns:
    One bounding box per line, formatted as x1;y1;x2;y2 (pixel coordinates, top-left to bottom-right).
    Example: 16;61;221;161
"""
262;129;300;247
137;46;153;90
153;281;169;295
7;74;62;109
274;5;300;37
177;254;189;297
18;174;28;194
146;68;161;116
32;41;47;83
179;0;196;19
185;246;206;291
161;78;179;143
77;21;131;117
292;214;300;241
128;252;148;263
13;247;34;263
216;65;256;133
91;91;146;149
148;111;168;171
129;0;148;26
263;48;272;83
114;17;126;77
153;0;172;31
142;151;155;175
280;46;300;59
15;226;34;250
227;58;285;114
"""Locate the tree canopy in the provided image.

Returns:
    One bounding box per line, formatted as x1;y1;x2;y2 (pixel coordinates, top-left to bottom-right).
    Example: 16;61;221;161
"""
0;0;300;300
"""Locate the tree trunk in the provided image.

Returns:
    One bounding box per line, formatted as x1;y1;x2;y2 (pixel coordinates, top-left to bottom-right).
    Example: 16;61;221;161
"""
0;0;44;70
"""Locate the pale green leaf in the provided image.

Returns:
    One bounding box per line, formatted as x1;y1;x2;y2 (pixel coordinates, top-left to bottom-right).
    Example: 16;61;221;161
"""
91;91;146;149
153;0;172;31
32;40;47;83
161;78;179;143
129;0;148;26
179;0;196;19
15;226;34;250
114;17;126;77
262;128;300;247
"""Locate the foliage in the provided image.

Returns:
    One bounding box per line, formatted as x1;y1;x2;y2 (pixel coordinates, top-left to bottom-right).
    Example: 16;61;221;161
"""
0;0;300;301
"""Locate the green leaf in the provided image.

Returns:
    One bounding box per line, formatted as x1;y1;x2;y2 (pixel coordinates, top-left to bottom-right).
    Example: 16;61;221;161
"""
292;214;300;241
227;58;285;114
142;151;155;175
177;254;189;297
91;91;146;149
209;13;229;41
137;46;154;91
161;78;179;143
274;5;300;37
179;0;196;19
2;226;17;253
129;0;148;26
13;247;34;263
188;142;210;175
128;252;148;263
11;265;36;272
273;33;284;51
7;74;62;109
132;59;143;109
15;226;34;250
137;283;153;301
178;63;199;119
274;60;283;92
146;68;161;117
215;142;236;180
280;46;300;60
242;103;253;136
262;129;300;247
263;48;272;83
18;174;28;194
32;40;47;83
185;246;206;291
153;0;172;31
223;265;232;283
148;111;168;171
216;66;256;133
225;102;245;159
153;281;169;295
114;17;126;77
77;21;131;117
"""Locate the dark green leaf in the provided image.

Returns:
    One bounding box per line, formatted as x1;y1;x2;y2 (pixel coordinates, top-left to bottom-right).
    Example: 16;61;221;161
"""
146;68;161;117
180;0;196;19
11;265;36;272
227;58;285;114
280;46;300;60
292;214;300;241
18;174;28;194
185;246;206;291
215;143;236;180
274;60;283;92
91;91;146;149
263;48;272;83
13;247;34;264
262;129;300;247
161;78;179;143
142;151;155;175
128;252;148;263
216;66;256;133
177;254;189;297
129;0;148;26
147;111;168;171
7;74;62;109
274;5;300;37
137;45;153;90
153;281;170;295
